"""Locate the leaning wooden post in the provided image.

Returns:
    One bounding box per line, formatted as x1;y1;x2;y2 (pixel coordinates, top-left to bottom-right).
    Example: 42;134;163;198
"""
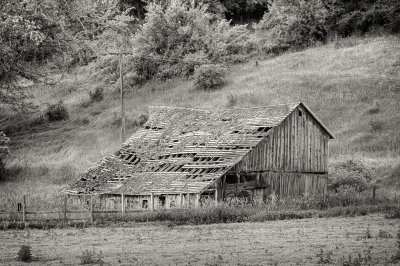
22;195;26;223
194;194;200;208
90;194;94;223
121;193;125;214
150;192;154;211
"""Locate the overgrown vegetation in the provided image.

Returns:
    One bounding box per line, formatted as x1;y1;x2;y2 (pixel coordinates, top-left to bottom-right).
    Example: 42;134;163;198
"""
0;132;9;180
17;245;32;262
45;101;69;121
80;249;104;265
194;64;227;90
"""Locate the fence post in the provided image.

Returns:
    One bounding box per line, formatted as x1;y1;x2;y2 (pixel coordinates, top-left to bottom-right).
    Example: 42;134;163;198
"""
90;194;94;223
63;194;68;223
372;186;376;203
22;195;26;223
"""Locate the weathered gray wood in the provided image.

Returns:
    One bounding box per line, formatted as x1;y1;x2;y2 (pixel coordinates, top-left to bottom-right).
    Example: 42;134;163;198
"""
121;193;125;214
194;194;200;208
90;194;94;223
22;195;26;223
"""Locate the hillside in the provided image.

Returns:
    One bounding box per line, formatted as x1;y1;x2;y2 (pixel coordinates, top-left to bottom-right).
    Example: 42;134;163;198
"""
1;36;400;203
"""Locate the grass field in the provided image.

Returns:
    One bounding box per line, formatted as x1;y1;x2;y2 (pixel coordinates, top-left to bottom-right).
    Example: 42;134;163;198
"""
0;214;398;265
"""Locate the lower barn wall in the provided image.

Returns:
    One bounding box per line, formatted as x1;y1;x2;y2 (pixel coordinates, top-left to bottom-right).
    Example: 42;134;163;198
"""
68;193;206;211
221;172;327;202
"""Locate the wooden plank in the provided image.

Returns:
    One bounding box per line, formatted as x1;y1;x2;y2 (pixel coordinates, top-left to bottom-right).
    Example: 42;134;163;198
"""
22;195;26;223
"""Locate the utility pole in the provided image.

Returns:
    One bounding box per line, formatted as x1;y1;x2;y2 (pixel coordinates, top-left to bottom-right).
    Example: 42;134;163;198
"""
119;51;126;142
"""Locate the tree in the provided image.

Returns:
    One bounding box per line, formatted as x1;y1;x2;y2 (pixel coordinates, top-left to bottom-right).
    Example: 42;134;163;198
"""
0;131;10;180
255;0;328;53
0;0;71;111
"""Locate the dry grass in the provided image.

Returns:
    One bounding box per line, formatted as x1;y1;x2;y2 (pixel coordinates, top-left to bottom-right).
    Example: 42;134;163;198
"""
0;214;398;265
0;35;400;204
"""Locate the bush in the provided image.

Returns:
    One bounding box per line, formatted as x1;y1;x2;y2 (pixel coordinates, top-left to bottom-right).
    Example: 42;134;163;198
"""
45;101;69;121
369;120;384;132
132;0;252;80
329;159;371;193
194;64;227;90
17;245;32;262
255;0;328;53
80;249;104;264
88;87;104;102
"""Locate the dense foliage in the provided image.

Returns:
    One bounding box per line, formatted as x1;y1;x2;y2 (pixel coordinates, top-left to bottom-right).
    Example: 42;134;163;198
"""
255;0;328;53
1;0;399;110
131;0;253;80
0;132;10;180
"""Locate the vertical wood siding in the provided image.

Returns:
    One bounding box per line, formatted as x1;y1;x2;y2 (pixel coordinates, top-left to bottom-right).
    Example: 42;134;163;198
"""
225;106;330;198
233;106;330;173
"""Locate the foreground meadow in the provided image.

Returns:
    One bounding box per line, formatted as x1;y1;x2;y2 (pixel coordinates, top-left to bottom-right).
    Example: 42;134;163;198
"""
0;214;398;265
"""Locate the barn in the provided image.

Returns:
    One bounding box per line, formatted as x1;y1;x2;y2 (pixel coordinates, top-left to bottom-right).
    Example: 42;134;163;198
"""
65;102;334;211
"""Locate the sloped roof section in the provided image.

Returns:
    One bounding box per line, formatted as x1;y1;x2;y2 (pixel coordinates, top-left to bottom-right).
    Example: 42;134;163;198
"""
66;102;332;195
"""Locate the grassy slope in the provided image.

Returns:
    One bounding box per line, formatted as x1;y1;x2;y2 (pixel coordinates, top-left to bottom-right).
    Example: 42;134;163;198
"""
1;36;400;204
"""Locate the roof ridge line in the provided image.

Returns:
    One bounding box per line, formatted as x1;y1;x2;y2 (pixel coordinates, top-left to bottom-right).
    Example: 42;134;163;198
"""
148;102;302;111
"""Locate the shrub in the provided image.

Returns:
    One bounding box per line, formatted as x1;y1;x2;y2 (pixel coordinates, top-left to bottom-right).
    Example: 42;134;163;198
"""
329;159;371;193
316;248;333;264
194;64;227;90
45;101;69;121
17;245;32;262
369;120;384;132
80;249;104;264
255;0;328;53
378;229;392;238
88;87;104;102
132;0;252;80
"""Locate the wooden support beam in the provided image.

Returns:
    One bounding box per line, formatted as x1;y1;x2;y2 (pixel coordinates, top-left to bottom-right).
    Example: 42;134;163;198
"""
179;193;183;208
63;194;67;223
194;194;200;208
90;194;94;223
150;192;154;211
214;189;218;206
22;195;26;223
121;193;125;214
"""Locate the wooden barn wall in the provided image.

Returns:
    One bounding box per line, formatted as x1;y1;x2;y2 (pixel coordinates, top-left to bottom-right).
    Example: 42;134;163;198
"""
232;105;330;173
221;173;327;200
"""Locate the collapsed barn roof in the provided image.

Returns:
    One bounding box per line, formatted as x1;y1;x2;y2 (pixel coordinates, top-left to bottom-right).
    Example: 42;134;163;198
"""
65;102;334;195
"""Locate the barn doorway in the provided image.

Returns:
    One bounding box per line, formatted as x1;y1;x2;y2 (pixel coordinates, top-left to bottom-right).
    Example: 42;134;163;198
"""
159;195;166;207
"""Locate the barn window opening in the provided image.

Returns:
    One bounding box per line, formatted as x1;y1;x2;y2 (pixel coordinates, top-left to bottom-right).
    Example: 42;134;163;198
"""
240;174;256;183
226;174;238;184
159;196;166;207
142;200;148;209
299;110;303;117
